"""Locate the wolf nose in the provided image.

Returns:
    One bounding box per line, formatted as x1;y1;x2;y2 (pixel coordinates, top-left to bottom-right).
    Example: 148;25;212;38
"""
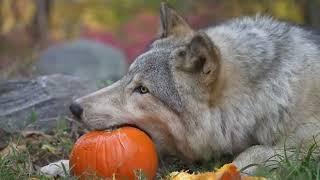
69;102;83;118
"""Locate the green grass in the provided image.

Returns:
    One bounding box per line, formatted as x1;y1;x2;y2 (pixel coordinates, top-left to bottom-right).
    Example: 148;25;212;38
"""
157;142;320;180
242;141;320;180
0;125;319;180
0;118;76;180
0;140;70;179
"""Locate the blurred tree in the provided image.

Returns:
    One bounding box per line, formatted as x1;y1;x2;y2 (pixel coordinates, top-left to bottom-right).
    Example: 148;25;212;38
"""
0;0;35;34
31;0;52;46
271;0;304;23
304;0;320;29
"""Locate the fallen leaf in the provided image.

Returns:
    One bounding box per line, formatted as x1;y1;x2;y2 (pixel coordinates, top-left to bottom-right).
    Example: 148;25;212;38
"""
0;142;26;156
41;144;57;154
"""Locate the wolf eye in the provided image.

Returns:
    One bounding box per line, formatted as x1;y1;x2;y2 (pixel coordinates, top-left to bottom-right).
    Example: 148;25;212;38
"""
134;86;149;94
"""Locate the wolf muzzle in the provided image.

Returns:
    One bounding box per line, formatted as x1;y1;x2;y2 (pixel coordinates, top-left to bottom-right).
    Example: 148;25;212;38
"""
69;102;83;119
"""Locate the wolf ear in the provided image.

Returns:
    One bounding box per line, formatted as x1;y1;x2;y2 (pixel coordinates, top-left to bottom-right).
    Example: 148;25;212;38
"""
159;2;193;38
175;32;220;77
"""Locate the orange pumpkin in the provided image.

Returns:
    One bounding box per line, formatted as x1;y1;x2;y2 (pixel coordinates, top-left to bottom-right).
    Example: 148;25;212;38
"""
69;127;158;179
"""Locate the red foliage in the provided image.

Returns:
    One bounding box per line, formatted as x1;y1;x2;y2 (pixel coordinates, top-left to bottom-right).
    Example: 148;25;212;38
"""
81;13;159;64
120;13;159;62
80;11;219;64
81;27;123;50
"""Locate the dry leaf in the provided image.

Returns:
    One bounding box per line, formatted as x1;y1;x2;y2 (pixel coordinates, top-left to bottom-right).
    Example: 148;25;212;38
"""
0;142;26;156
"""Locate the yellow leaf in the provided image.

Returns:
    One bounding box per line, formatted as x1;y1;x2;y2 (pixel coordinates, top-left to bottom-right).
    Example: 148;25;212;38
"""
41;144;57;154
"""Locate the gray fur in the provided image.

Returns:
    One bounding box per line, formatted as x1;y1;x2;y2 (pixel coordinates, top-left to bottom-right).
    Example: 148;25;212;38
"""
129;49;183;114
74;5;320;174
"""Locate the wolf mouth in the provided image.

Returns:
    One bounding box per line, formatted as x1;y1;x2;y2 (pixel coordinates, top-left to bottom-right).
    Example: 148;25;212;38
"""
103;123;153;140
71;113;152;139
71;117;153;140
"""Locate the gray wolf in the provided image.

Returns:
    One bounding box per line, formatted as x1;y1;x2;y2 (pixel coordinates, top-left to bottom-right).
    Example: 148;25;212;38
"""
70;3;320;173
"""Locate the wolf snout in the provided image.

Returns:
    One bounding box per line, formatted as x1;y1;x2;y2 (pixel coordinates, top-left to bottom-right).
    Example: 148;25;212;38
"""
69;102;83;119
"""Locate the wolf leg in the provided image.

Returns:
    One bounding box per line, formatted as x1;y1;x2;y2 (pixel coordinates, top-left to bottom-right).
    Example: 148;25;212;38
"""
233;120;320;175
232;145;280;175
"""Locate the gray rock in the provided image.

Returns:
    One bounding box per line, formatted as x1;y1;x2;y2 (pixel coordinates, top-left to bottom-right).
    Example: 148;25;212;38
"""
34;39;127;82
0;74;97;133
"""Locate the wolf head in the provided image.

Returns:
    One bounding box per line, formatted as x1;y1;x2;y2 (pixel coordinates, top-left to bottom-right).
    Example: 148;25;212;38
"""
71;3;222;162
